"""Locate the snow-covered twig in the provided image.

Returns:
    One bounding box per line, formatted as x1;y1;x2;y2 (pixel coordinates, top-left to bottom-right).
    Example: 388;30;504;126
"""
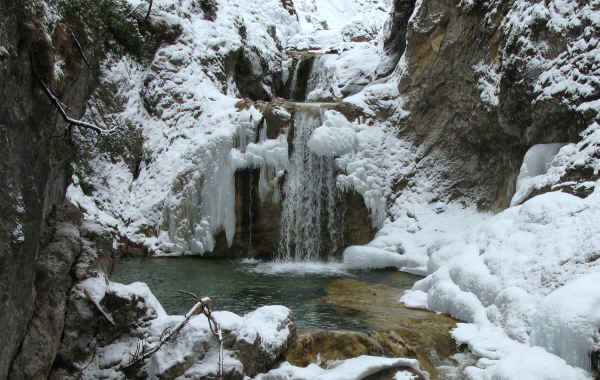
35;75;118;135
122;294;224;380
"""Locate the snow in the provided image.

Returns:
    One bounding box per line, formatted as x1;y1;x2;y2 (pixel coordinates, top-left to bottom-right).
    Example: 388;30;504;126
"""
473;61;501;108
343;245;408;270
512;143;567;206
394;370;418;380
531;272;600;371
237;305;293;357
255;356;428;380
308;110;358;156
71;0;600;377
399;190;600;377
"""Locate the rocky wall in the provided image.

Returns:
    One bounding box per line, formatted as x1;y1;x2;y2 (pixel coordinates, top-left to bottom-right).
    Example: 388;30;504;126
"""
393;0;595;209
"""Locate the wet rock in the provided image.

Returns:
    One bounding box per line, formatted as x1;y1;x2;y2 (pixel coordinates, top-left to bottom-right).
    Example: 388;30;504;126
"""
345;190;376;247
227;168;282;259
319;278;458;378
286;329;412;367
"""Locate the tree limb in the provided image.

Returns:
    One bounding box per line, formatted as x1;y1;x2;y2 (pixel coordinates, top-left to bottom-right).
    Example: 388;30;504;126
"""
36;76;118;135
122;294;224;380
71;31;91;69
144;0;153;23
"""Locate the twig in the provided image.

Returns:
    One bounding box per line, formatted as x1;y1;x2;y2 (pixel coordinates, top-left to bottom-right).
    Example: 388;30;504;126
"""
122;293;224;380
36;77;118;135
71;31;91;69
144;0;153;23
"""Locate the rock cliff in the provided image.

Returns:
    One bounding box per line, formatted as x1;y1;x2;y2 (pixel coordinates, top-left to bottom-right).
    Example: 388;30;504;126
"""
390;0;599;209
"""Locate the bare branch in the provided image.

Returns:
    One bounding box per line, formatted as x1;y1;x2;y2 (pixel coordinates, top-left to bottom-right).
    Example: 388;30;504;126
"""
122;294;224;379
144;0;153;23
36;77;118;135
71;31;91;69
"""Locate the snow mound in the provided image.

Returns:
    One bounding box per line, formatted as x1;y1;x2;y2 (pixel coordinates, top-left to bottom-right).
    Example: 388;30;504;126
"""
308;110;357;156
401;190;600;377
531;272;600;371
255;356;427;380
343;246;406;270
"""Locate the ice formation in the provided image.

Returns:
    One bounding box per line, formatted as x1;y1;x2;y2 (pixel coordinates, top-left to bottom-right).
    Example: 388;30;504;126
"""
511;143;567;206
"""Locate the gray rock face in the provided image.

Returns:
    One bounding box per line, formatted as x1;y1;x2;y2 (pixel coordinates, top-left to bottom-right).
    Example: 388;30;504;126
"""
0;1;97;377
8;204;82;380
0;0;179;377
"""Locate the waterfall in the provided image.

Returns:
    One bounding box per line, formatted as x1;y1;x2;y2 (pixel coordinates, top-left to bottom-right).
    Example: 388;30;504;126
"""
277;104;344;261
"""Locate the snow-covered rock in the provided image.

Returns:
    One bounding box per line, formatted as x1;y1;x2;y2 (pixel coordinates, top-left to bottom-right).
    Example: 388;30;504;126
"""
400;190;600;378
52;278;296;380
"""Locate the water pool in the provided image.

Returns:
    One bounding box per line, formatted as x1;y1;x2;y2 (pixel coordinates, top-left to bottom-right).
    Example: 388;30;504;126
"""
111;258;421;331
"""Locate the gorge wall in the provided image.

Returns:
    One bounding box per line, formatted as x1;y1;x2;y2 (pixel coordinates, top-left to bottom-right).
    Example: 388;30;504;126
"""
390;0;599;210
0;0;180;377
0;1;98;377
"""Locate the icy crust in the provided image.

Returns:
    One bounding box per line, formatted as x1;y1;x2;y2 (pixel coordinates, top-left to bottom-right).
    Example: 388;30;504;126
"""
290;0;392;50
511;143;567;206
306;43;382;101
308;110;358;156
532;272;600;372
399;190;600;377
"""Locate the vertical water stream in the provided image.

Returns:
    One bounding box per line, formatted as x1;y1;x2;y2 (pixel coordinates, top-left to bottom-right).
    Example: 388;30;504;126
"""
277;104;345;261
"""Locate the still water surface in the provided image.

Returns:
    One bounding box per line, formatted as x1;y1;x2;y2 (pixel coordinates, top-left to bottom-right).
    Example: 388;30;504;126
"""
111;258;420;331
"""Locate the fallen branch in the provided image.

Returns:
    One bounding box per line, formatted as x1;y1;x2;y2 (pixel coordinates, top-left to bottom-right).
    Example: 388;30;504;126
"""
122;294;224;380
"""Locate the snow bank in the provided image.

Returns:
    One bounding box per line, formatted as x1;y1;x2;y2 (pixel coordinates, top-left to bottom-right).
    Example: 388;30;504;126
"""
399;190;600;377
255;356;427;380
343;245;407;270
532;272;600;371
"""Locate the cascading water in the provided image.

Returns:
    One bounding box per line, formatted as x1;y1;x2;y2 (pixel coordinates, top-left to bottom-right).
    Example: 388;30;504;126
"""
277;104;345;261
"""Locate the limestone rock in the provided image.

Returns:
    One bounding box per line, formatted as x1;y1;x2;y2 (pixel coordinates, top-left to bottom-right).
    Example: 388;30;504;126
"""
390;0;596;209
8;203;82;380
